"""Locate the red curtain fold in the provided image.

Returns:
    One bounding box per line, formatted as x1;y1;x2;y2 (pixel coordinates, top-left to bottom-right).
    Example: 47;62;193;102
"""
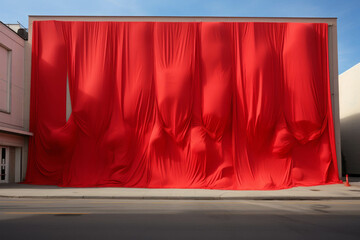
26;21;340;189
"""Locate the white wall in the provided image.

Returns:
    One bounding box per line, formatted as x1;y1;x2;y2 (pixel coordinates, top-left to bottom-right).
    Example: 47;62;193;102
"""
339;63;360;175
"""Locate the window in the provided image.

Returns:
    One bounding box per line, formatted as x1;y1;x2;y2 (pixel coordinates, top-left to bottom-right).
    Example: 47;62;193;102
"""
0;44;11;113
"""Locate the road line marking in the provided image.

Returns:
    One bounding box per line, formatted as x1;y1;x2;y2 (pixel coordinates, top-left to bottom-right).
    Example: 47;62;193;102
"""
2;212;90;215
88;201;250;205
0;201;58;204
87;200;360;205
269;201;360;205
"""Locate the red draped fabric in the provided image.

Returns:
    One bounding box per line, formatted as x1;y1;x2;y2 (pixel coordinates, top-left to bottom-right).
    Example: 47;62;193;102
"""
26;21;340;189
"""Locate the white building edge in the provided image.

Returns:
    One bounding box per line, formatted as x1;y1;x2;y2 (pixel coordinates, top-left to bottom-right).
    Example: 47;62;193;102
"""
339;63;360;175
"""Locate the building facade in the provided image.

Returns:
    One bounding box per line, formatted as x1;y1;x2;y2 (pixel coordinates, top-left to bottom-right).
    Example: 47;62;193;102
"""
0;22;31;183
0;16;343;184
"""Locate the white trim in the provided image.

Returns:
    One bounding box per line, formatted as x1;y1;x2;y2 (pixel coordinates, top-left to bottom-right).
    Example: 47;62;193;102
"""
14;147;21;182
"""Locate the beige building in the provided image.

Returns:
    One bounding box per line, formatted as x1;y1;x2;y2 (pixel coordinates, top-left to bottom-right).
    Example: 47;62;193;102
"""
0;16;343;183
339;63;360;175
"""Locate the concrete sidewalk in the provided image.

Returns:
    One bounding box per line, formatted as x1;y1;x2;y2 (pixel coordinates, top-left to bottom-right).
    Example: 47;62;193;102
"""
1;179;360;200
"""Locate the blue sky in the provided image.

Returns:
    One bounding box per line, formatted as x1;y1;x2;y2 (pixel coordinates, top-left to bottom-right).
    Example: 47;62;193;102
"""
1;0;359;73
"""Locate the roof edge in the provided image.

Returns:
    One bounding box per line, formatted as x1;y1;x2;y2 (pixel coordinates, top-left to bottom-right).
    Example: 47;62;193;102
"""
28;15;337;19
340;63;360;76
0;21;26;41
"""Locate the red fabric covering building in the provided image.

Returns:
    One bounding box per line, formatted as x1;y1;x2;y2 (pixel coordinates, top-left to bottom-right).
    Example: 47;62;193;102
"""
26;18;341;189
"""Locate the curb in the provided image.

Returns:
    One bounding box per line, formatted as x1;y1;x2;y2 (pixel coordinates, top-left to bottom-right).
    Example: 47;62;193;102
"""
2;195;360;200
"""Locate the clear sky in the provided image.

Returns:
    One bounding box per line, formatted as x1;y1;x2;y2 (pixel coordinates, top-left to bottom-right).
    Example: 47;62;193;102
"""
1;0;359;73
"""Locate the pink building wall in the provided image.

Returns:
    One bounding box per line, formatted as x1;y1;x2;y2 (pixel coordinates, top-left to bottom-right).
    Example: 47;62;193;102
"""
0;22;25;129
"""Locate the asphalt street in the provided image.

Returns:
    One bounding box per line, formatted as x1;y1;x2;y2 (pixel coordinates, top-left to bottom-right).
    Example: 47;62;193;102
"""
1;198;360;239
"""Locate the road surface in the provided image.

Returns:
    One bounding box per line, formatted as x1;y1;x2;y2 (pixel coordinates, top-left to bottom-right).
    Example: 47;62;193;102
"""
1;198;360;239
